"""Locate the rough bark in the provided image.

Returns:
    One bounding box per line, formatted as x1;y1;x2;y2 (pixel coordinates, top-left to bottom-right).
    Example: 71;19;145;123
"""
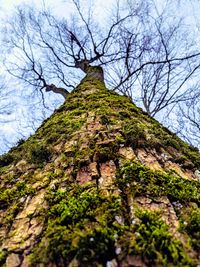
75;60;105;83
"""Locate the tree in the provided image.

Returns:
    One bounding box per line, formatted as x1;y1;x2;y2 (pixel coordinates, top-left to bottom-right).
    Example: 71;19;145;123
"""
0;83;10;119
1;0;200;149
112;1;200;117
175;96;200;148
0;77;15;153
1;47;200;265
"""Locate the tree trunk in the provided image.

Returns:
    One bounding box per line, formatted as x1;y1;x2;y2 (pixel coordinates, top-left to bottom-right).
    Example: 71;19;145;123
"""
85;65;104;83
1;65;199;267
75;60;105;83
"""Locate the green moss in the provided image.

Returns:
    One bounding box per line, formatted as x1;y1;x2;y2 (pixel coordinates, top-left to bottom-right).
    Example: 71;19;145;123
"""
100;115;110;125
94;144;119;163
0;153;14;168
10;97;87;162
180;209;200;251
75;76;106;93
117;161;200;204
30;186;124;266
0;250;7;266
0;164;12;175
87;65;103;73
75;227;116;264
40;114;85;138
45;132;60;144
162;136;181;150
67;109;86;117
4;203;20;225
0;181;34;209
129;210;194;266
118;110;131;119
123;121;146;148
184;150;200;168
27;143;52;165
48;190;102;225
149;123;200;168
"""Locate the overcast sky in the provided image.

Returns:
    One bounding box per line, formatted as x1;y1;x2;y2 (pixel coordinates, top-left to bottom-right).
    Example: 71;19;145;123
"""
0;0;115;20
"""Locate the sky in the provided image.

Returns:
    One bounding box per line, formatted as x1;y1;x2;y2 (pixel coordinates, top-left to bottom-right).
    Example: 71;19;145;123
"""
0;0;115;21
0;0;200;154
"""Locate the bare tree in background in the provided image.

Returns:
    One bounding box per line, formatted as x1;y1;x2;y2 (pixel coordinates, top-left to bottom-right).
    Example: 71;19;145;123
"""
112;0;200;117
0;77;15;153
0;77;12;119
1;0;200;149
175;94;200;148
